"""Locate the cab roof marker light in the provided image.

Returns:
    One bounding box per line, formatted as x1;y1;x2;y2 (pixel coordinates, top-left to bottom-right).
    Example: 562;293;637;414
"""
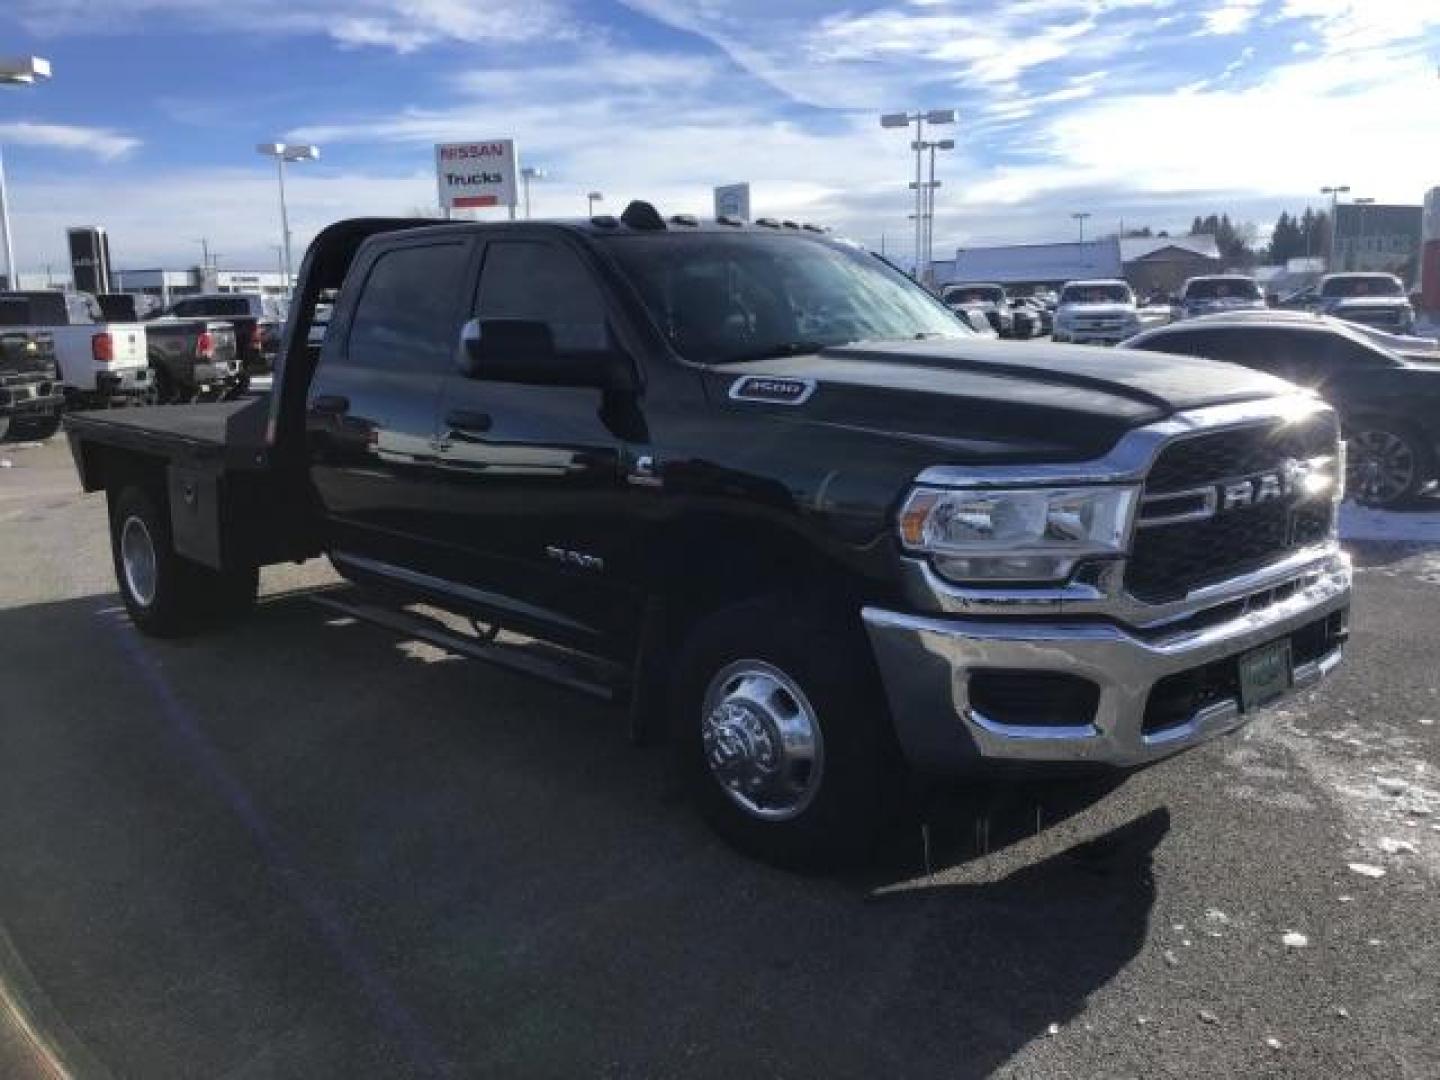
619;200;667;231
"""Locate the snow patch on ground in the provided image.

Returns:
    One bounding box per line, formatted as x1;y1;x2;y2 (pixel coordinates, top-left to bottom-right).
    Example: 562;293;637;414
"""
1258;701;1440;879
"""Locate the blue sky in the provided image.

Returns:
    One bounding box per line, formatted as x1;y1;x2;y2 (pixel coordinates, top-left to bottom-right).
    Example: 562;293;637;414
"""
1;0;1437;275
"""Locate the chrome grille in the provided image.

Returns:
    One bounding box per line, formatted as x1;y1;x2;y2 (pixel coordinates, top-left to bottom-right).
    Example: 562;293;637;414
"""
1127;414;1340;604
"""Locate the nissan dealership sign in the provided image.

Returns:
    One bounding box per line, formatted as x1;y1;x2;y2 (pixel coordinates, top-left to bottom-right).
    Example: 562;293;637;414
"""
436;140;518;212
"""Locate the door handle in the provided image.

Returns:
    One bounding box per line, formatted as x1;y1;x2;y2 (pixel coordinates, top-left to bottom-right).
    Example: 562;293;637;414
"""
311;394;349;415
445;408;492;435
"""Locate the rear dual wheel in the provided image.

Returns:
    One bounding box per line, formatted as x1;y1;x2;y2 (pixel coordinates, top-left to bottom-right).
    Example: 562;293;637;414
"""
110;485;258;636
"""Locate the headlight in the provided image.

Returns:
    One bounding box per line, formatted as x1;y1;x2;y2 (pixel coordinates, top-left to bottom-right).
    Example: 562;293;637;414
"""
899;485;1138;583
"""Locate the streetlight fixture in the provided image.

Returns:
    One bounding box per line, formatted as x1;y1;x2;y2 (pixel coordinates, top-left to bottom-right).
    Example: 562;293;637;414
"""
1352;196;1375;272
881;109;956;283
0;56;53;290
1321;184;1350;272
586;191;603;217
1072;211;1092;244
256;141;320;291
521;166;546;220
910;137;955;288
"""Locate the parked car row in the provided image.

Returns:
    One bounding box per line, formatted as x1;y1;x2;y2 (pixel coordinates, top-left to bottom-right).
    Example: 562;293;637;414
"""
0;287;282;439
926;267;1434;509
938;282;1054;339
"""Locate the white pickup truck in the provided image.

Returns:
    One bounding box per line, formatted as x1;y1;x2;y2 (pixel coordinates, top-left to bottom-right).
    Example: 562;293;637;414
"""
1051;279;1142;346
0;290;150;407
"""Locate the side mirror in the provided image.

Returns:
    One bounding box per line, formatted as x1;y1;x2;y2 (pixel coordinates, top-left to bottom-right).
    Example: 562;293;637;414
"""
458;318;635;392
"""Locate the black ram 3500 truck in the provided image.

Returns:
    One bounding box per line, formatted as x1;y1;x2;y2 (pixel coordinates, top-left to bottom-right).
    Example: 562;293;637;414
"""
65;207;1352;868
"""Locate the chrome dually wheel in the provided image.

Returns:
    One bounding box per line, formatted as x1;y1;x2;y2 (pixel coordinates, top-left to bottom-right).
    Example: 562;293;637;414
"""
120;514;159;607
701;659;825;821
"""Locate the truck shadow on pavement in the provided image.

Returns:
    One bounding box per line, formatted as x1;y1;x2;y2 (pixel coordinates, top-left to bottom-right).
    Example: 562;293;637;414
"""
0;586;1163;1079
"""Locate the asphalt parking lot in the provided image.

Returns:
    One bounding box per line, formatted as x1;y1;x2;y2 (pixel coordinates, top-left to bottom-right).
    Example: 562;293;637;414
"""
1;435;1437;1079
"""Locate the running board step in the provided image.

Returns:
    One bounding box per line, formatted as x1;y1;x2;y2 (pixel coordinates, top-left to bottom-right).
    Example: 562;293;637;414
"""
309;593;627;702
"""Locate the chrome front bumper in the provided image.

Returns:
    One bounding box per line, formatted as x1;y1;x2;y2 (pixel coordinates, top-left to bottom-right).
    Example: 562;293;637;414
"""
862;552;1351;772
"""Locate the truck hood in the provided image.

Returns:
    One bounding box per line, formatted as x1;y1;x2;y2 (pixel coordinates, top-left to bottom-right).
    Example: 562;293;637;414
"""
708;338;1297;464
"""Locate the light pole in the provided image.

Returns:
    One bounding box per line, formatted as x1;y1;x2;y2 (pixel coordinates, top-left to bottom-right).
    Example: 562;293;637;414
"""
521;167;546;220
882;109;955;280
910;138;954;287
256;141;320;291
1321;184;1349;272
1353;196;1375;272
270;244;285;285
0;56;53;290
586;190;603;217
1072;212;1092;268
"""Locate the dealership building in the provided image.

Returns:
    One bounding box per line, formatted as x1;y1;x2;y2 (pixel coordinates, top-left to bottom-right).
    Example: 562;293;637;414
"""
932;234;1223;296
111;268;289;306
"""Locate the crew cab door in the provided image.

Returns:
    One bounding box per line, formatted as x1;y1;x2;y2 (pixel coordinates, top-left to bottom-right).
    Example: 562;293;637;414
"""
428;236;642;656
305;235;476;572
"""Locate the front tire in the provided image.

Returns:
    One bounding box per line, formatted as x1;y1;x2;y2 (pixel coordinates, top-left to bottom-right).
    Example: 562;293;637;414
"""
672;597;902;870
1346;420;1432;508
109;484;258;637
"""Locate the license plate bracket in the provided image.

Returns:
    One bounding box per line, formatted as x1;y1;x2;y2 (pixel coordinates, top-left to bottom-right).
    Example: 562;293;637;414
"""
1238;639;1292;712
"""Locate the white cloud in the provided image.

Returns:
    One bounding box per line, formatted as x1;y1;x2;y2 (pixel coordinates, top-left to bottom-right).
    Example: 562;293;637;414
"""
13;0;569;50
0;121;139;159
618;0;1182;106
1280;0;1433;50
1203;0;1264;36
963;48;1440;208
5;167;437;274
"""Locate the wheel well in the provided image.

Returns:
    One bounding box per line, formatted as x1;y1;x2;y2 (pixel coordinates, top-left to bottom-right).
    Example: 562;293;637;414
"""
660;521;864;636
81;443;168;501
627;517;871;745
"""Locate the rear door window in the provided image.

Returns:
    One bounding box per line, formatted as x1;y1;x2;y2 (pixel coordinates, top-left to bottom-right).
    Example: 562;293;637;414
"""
344;242;473;372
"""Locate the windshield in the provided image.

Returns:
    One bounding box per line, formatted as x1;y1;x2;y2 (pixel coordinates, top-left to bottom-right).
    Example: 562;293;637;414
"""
943;286;1004;305
1322;275;1403;298
600;232;969;364
1186;278;1261;300
1060;283;1133;305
